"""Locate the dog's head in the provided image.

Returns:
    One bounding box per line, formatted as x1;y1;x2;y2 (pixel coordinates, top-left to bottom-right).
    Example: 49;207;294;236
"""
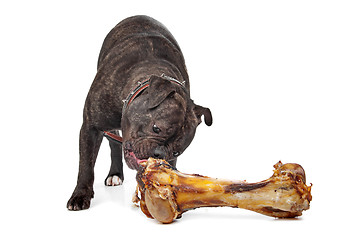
121;75;212;170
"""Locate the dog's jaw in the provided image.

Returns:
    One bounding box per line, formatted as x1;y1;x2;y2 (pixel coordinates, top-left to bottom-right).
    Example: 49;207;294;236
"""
124;149;148;170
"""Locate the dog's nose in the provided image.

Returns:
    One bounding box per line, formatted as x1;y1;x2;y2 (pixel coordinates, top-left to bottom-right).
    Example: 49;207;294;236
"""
153;148;166;159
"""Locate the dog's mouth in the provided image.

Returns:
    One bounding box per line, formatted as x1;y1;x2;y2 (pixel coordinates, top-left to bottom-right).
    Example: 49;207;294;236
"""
124;149;148;170
124;147;177;171
123;140;176;170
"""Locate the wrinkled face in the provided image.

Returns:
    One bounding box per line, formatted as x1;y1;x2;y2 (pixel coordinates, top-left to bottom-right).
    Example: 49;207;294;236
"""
121;93;198;170
121;76;212;170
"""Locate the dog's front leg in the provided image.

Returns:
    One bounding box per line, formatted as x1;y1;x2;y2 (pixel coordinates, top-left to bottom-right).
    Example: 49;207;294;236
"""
105;130;124;186
67;124;103;210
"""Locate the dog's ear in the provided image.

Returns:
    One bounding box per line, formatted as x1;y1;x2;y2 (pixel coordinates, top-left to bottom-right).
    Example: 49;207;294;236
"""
194;104;213;126
148;76;176;109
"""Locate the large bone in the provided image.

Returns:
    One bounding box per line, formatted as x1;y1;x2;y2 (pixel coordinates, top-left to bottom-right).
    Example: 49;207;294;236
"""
134;158;312;223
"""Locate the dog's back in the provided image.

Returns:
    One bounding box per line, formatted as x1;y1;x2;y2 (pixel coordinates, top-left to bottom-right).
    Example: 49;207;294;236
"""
97;15;185;73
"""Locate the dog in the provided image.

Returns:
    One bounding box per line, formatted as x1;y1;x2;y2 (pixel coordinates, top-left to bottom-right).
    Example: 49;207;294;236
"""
67;15;212;210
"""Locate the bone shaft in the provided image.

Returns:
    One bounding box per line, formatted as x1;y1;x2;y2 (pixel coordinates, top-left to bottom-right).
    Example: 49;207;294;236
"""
173;175;302;217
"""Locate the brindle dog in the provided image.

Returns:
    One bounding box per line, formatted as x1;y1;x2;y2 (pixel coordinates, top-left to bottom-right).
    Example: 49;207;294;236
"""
67;15;212;210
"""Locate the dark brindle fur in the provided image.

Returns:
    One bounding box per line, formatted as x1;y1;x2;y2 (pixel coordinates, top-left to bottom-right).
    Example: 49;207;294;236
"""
67;15;212;210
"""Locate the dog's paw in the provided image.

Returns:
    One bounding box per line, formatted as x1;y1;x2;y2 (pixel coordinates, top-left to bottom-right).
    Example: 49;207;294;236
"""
67;194;92;211
105;175;123;186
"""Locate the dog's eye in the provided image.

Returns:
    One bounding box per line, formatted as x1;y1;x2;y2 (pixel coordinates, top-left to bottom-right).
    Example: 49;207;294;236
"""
173;151;180;157
152;124;161;134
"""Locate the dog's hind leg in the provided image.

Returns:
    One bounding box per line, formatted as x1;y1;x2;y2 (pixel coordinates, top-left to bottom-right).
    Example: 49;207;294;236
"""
105;130;124;186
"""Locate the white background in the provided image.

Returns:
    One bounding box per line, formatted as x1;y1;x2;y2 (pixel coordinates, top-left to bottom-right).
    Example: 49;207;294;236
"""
1;0;359;239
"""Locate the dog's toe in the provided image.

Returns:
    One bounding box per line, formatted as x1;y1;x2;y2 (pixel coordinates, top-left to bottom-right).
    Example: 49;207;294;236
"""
105;175;123;186
67;195;91;211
